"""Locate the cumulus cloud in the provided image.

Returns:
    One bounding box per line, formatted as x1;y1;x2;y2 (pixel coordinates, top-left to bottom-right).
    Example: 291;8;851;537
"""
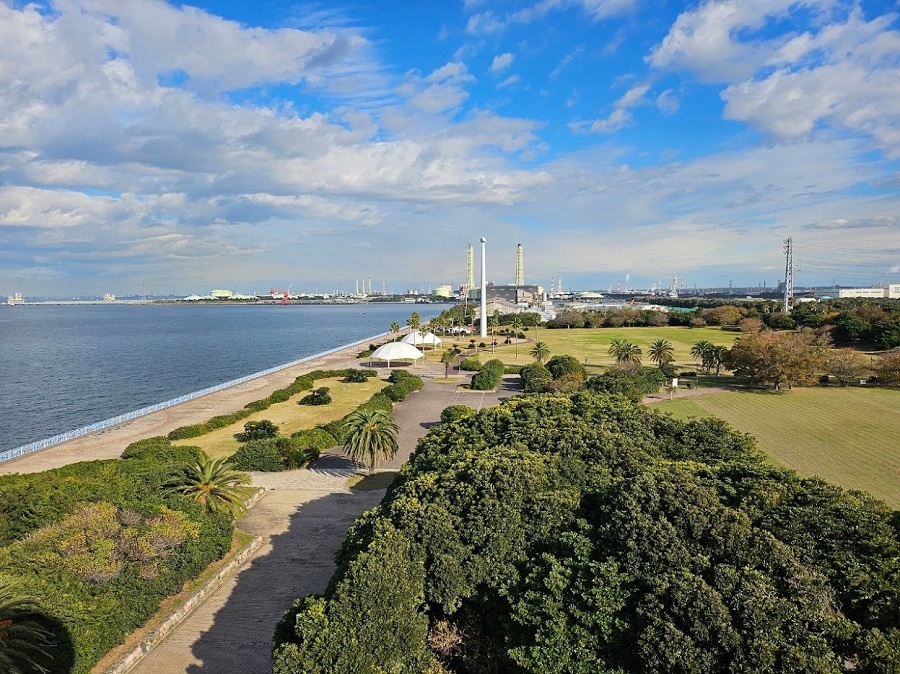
490;52;515;74
649;2;900;156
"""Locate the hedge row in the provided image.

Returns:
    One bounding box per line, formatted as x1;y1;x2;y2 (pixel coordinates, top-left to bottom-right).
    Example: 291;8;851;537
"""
167;369;376;440
0;438;233;674
228;435;325;472
318;372;421;445
470;359;505;390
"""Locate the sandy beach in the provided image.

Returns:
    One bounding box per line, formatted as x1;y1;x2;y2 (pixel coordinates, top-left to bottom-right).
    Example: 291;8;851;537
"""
0;344;367;476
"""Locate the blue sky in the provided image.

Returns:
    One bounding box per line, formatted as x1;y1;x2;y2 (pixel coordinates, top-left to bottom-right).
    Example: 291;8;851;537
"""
0;0;898;296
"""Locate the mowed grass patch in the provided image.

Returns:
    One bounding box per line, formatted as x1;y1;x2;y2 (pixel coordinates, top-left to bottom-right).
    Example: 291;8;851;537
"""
440;326;736;368
173;376;387;459
652;388;900;508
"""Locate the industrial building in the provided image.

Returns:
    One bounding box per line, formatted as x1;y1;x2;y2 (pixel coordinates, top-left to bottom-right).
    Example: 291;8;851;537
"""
483;282;545;308
838;285;900;299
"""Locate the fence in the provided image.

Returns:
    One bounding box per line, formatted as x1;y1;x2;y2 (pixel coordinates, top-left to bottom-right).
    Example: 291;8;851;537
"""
0;332;388;464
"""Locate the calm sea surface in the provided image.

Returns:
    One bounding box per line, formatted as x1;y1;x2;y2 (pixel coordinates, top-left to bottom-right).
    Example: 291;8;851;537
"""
0;303;446;452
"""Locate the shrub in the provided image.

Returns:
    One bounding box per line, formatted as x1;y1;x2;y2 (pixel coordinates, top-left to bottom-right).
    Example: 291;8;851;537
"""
585;367;665;402
291;428;338;452
459;357;482;371
440;405;475;424
343;370;369;383
383;376;424;402
545;354;586;380
504;365;522;375
269;389;291;404
519;362;553;393
470;359;504;390
244;399;271;413
235;419;280;442
228;439;286;471
121;436;172;460
167;424;206;441
300;387;332;406
358;349;372;359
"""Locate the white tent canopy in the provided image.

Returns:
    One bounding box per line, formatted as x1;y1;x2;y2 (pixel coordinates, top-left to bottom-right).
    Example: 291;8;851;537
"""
400;331;443;347
368;341;425;367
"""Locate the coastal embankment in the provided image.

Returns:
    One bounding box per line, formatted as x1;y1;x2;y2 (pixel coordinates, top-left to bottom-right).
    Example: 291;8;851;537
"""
0;340;375;476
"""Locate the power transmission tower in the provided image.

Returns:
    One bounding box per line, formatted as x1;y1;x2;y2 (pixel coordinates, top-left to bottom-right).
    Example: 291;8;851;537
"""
783;237;793;313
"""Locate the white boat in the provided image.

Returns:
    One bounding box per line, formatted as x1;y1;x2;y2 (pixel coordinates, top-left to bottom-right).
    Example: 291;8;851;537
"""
6;292;24;305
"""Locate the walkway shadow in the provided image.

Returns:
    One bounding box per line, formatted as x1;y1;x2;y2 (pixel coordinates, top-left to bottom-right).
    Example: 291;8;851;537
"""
184;488;383;673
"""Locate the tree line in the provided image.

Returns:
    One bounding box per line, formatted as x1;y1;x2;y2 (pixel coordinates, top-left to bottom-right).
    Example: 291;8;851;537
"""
272;392;900;674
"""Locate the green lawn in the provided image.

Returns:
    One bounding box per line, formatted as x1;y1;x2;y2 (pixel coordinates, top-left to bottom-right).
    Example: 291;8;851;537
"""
438;326;737;369
173;377;386;459
652;388;900;508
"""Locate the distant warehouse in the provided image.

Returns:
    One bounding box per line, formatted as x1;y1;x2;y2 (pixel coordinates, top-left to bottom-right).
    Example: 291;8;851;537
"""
838;285;900;299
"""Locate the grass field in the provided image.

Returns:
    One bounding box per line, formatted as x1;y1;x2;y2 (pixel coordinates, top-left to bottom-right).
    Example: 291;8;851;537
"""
437;326;737;370
173;376;386;459
652;388;900;508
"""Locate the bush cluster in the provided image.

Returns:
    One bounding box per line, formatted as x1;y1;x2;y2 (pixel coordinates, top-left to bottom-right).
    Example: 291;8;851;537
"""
0;438;233;674
299;387;332;406
585;366;666;402
383;371;425;402
470;359;505;390
274;393;900;674
167;369;374;440
439;405;475;424
228;436;321;471
459;357;482;371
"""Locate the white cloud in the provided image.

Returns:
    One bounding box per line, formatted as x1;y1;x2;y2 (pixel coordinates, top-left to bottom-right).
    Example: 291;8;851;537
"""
490;52;515;74
399;62;476;113
465;0;637;36
656;89;679;114
647;0;809;82
578;83;650;134
649;2;900;157
497;75;523;89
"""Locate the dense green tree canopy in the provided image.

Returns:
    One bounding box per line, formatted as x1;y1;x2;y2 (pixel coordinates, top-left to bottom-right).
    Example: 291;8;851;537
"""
274;393;899;674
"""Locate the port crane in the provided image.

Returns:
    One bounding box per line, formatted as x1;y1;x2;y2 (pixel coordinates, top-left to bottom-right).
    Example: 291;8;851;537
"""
269;284;293;304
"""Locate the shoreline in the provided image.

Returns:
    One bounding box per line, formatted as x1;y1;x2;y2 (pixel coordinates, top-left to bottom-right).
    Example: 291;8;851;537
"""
0;337;384;476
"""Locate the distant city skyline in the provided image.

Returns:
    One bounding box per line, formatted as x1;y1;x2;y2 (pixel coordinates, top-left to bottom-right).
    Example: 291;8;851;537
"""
1;0;898;296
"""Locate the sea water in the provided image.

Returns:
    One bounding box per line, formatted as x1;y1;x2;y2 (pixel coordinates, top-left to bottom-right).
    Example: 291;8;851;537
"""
0;302;445;453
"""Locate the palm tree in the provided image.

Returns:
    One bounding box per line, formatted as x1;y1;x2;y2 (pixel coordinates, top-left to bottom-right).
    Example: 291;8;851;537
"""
489;311;499;353
608;339;642;366
406;312;421;337
441;347;461;378
510;314;523;358
343;409;399;474
691;340;715;373
165;454;252;519
389;322;401;341
529;341;550;364
0;577;55;674
710;345;729;376
647;339;675;369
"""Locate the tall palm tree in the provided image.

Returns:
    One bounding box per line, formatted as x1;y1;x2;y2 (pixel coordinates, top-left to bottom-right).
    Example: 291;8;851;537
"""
529;341;550;364
608;339;642;366
406;312;421;337
489;311;499;353
691;340;715;373
343;409;400;474
441;347;461;378
165;454;252;519
510;314;523;358
710;345;729;376
389;322;401;341
647;339;675;369
0;577;54;674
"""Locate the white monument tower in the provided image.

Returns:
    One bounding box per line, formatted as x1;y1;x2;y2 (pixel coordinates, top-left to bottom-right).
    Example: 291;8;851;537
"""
480;237;487;338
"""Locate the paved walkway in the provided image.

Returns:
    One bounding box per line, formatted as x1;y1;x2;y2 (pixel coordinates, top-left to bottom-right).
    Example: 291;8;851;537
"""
130;474;383;674
125;370;516;673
